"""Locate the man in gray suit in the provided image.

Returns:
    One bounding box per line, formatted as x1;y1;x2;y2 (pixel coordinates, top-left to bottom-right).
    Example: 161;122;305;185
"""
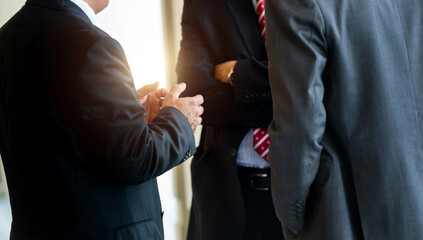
265;0;423;239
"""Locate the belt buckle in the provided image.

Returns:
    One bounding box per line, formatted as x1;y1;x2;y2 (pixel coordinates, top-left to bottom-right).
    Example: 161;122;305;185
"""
250;173;270;191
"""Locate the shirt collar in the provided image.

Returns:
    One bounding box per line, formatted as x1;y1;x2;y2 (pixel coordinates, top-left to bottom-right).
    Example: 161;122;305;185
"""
69;0;99;27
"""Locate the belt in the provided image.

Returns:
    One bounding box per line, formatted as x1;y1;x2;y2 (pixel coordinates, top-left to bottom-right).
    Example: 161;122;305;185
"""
237;166;271;191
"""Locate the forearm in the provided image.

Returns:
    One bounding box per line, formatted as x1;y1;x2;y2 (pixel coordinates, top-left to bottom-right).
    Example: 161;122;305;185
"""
177;59;272;127
232;57;271;103
106;107;195;184
177;0;272;127
68;37;196;185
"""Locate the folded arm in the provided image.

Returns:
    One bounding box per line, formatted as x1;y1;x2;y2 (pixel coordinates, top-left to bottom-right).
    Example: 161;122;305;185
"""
176;0;272;128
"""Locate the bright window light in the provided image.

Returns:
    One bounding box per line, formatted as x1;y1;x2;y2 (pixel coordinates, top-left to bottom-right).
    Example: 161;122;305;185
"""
97;0;167;90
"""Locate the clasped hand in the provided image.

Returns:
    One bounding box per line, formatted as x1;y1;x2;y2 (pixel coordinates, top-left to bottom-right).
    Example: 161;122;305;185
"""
137;82;204;132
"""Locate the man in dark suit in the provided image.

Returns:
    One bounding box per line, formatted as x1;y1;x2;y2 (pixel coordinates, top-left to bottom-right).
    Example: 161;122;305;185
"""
266;0;423;239
176;0;283;239
0;0;203;239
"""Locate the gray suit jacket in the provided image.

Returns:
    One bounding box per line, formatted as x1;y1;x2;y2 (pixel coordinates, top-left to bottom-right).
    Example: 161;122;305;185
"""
266;0;423;239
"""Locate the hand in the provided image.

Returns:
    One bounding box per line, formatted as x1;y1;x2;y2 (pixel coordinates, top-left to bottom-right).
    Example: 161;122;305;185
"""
214;60;237;84
291;230;299;235
162;83;204;132
137;81;169;123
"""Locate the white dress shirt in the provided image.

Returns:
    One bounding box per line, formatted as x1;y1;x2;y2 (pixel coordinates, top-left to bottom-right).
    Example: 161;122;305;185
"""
69;0;99;27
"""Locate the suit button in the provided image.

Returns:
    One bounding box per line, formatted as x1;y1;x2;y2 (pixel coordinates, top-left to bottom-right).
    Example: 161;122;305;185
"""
230;148;237;157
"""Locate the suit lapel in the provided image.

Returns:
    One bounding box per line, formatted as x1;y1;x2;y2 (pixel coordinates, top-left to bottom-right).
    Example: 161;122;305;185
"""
224;0;264;55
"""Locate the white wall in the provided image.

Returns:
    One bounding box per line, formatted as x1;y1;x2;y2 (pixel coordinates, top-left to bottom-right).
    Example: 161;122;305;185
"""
97;0;167;89
0;0;25;26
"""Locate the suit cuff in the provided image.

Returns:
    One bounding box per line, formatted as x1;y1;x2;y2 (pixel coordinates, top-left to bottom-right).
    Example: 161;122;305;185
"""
157;106;196;162
278;199;306;231
232;58;271;103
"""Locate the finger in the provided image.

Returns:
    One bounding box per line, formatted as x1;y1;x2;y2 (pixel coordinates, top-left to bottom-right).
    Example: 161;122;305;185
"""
192;105;204;116
193;94;204;105
154;88;169;98
193;116;202;127
197;106;204;116
167;83;186;99
138;95;147;105
137;81;160;98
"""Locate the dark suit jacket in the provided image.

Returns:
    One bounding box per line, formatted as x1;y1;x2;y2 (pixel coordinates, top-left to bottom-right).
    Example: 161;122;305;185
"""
267;0;423;239
176;0;272;239
0;0;195;239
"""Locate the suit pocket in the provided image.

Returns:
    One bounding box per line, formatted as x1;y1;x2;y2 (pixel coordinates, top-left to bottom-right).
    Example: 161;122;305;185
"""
114;219;163;240
312;150;333;188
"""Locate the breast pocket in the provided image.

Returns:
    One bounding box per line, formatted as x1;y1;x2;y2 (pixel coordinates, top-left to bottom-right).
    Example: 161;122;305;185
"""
114;219;163;240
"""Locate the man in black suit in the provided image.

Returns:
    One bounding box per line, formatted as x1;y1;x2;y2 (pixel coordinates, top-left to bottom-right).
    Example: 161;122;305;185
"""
0;0;203;239
176;0;283;239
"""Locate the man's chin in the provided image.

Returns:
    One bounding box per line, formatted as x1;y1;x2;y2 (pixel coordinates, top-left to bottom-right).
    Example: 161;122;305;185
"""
103;0;110;11
93;0;110;14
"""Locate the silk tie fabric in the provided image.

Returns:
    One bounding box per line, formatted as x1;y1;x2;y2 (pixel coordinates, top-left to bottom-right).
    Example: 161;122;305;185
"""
252;0;270;161
253;128;270;161
255;0;266;42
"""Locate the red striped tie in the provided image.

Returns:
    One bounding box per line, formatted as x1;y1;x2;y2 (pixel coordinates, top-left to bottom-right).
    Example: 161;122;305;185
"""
253;128;270;161
255;0;266;42
253;0;269;161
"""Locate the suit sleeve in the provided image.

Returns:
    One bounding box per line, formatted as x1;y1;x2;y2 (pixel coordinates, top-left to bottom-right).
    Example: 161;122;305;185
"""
68;37;195;185
232;57;271;104
266;0;327;231
176;0;272;128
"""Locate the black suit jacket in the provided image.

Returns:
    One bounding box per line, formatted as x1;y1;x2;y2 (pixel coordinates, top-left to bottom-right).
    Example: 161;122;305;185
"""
176;0;272;239
0;0;195;239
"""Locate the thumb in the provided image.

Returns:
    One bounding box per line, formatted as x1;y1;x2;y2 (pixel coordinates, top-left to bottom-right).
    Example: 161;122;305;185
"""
137;81;160;98
168;83;186;99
